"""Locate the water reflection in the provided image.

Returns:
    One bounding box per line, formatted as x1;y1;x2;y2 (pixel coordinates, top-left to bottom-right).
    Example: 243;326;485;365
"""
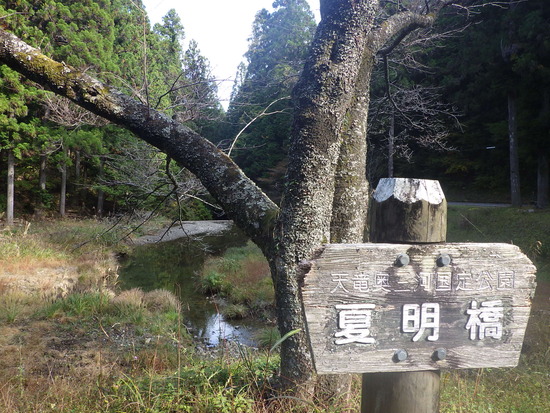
118;222;261;346
200;313;260;347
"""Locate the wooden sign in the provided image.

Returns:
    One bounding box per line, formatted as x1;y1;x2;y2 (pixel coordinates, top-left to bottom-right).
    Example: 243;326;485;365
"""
302;243;536;374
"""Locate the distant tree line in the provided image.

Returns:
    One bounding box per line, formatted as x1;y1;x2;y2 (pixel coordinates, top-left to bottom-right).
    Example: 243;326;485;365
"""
1;0;548;227
225;0;549;208
0;0;221;224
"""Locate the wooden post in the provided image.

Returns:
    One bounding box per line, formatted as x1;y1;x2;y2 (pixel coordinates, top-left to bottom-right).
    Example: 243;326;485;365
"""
362;178;446;413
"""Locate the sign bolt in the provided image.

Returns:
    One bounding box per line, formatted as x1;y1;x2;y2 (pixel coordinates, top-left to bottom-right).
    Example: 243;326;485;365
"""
436;254;451;267
432;348;447;361
395;253;410;267
393;349;408;362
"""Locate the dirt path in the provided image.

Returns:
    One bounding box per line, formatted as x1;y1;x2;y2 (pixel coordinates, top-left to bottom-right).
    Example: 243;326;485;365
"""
132;220;234;245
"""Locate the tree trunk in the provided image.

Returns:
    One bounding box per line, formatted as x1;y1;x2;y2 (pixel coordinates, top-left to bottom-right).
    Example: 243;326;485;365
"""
75;149;82;209
536;90;549;209
388;111;395;178
321;40;376;407
274;1;437;393
97;155;105;218
274;1;383;390
537;152;549;209
59;146;67;217
6;150;15;226
330;41;374;245
508;93;521;207
39;154;47;191
503;2;521;208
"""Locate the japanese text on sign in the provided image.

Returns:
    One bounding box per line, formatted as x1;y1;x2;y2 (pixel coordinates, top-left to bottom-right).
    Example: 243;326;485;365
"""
330;271;515;294
334;300;505;345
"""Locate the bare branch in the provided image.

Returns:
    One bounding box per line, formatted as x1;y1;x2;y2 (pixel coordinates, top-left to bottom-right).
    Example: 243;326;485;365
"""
227;96;291;157
44;93;109;128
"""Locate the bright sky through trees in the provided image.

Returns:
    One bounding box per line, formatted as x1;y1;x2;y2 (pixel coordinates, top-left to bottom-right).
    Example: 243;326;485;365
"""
142;0;320;107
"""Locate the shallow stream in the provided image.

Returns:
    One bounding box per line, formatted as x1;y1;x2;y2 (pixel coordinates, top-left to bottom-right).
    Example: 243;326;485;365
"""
118;222;262;347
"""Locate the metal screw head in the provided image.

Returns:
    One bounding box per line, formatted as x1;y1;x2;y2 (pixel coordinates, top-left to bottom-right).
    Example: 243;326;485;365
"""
393;349;408;362
436;254;451;267
433;348;447;361
395;253;410;267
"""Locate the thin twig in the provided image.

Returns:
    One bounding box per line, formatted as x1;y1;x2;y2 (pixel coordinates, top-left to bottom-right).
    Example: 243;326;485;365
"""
227;97;290;157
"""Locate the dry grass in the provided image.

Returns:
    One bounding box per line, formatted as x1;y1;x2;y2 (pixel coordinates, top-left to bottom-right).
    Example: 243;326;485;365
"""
0;219;123;297
0;287;186;412
143;289;182;313
112;287;145;308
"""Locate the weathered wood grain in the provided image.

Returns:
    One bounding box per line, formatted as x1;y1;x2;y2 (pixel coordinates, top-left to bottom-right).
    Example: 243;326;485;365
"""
302;243;536;374
370;178;447;243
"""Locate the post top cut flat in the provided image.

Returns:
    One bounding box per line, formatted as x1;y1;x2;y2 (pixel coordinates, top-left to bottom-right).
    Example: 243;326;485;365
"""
373;178;445;205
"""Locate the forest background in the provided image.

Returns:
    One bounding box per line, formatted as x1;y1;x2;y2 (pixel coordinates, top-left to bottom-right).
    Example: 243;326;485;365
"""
0;0;548;223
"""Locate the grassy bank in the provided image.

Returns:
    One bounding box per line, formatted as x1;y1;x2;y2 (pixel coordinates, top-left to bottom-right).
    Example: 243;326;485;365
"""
198;242;274;322
448;205;550;280
0;216;171;295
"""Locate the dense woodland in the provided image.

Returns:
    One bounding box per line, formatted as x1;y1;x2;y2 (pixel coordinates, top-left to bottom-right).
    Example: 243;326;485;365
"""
0;0;549;224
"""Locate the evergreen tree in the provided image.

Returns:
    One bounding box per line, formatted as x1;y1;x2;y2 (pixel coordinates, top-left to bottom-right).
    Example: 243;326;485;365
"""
223;0;316;189
0;1;220;218
417;0;550;205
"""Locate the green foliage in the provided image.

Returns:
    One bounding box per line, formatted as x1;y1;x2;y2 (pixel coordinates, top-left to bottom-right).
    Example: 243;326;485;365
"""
408;0;550;200
45;291;111;317
0;1;220;218
448;205;550;280
222;0;316;188
200;270;230;295
0;292;32;324
179;198;213;221
37;288;184;338
222;303;249;320
256;326;281;349
106;352;280;412
198;242;274;315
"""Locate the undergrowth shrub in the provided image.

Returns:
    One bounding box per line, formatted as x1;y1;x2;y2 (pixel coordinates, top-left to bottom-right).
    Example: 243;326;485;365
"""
198;242;274;315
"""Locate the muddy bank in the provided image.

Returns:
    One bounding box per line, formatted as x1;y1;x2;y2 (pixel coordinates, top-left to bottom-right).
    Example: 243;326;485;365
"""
0;221;234;296
0;266;79;296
